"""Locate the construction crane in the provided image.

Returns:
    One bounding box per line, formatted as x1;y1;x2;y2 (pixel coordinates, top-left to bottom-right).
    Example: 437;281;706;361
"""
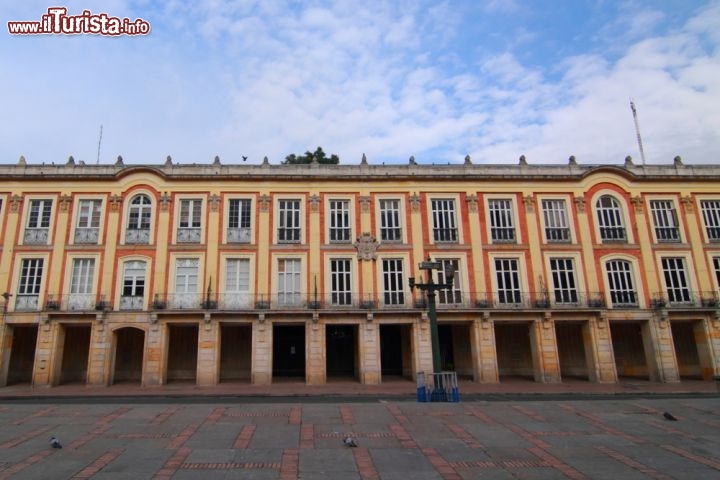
629;100;646;166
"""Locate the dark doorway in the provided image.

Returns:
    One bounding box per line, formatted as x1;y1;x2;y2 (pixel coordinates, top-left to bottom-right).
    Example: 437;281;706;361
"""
167;324;198;383
439;325;455;371
59;325;91;384
671;321;702;379
113;327;145;384
494;323;534;380
273;324;305;378
220;324;252;382
438;323;473;377
7;325;37;385
380;324;409;377
610;322;650;380
555;322;589;380
326;324;357;378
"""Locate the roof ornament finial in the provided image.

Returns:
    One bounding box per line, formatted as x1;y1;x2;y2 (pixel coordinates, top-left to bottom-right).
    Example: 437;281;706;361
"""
213;155;221;166
673;155;683;166
361;153;368;165
115;155;124;166
568;155;577;165
519;154;527;165
262;156;270;165
464;154;472;165
67;155;75;166
18;155;26;166
409;155;416;165
624;155;634;166
165;155;172;166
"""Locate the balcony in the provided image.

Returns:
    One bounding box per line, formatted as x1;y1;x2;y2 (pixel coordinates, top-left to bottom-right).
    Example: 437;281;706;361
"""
74;227;100;244
125;228;150;244
652;291;719;309
655;227;680;242
227;227;251;243
176;227;201;243
43;293;97;311
24;228;49;245
599;226;626;242
545;227;571;243
120;295;144;310
15;295;39;311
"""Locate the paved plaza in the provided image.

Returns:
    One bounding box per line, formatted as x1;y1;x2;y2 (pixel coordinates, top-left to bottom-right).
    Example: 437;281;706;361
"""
0;385;719;479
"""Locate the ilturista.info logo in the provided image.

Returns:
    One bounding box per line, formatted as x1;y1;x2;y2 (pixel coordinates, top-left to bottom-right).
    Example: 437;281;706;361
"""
8;7;150;36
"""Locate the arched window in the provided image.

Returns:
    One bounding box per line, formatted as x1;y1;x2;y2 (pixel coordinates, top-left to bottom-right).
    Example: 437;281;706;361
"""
126;194;152;244
596;195;626;242
605;259;637;307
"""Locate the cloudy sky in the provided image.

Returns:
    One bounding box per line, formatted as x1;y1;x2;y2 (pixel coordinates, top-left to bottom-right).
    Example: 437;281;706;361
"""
2;1;718;166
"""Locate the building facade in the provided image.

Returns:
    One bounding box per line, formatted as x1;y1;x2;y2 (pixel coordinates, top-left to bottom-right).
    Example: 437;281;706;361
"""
0;155;719;388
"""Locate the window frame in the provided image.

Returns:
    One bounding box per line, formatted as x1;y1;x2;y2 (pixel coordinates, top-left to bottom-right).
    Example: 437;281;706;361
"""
226;197;253;243
377;197;404;243
649;199;681;243
430;198;459;243
276;198;303;244
327;199;352;243
595;194;627;243
540;198;572;243
486;196;518;244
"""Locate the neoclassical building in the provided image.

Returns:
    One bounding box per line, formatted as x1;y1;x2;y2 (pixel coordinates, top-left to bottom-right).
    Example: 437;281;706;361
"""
0;154;719;388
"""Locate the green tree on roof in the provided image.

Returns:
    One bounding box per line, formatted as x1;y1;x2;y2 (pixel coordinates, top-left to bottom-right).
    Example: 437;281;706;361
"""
283;146;339;164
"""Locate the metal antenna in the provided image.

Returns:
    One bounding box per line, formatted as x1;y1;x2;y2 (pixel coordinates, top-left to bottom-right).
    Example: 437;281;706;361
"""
96;124;103;165
629;99;646;166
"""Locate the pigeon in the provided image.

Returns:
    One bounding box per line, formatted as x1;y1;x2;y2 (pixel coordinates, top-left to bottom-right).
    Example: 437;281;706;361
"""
49;436;62;449
343;436;358;447
663;412;678;421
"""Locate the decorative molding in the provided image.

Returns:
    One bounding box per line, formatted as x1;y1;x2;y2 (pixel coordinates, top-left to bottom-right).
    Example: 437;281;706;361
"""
522;195;535;213
209;194;220;212
59;195;72;212
630;195;644;213
681;195;694;213
159;193;171;211
109;194;122;211
354;232;379;261
409;194;421;212
465;194;478;213
259;194;271;212
574;196;586;213
10;194;23;213
309;194;321;213
359;196;371;213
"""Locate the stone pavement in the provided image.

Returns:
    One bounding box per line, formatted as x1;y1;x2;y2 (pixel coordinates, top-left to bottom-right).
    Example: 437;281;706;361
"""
0;380;719;479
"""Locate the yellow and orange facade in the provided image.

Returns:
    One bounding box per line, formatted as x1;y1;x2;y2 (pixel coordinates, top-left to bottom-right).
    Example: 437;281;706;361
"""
0;154;719;388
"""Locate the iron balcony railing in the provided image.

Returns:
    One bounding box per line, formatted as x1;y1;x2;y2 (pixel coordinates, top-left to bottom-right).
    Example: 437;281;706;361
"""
32;291;718;313
651;291;719;309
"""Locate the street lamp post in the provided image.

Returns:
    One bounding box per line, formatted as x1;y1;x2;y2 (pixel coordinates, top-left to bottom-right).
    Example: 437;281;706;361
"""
408;258;455;374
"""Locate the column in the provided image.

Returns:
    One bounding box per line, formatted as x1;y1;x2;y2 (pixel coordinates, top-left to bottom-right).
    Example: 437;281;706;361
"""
587;314;617;383
86;318;110;386
478;314;499;382
529;315;561;383
358;317;380;384
143;318;165;385
196;315;220;386
306;316;325;385
251;315;271;384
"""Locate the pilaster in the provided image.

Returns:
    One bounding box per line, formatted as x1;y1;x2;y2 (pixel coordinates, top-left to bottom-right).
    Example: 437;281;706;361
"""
251;317;271;384
197;316;219;386
306;318;325;385
359;318;380;384
530;315;561;383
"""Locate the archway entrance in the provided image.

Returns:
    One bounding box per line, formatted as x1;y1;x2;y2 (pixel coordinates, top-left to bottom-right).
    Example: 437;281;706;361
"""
113;327;145;384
